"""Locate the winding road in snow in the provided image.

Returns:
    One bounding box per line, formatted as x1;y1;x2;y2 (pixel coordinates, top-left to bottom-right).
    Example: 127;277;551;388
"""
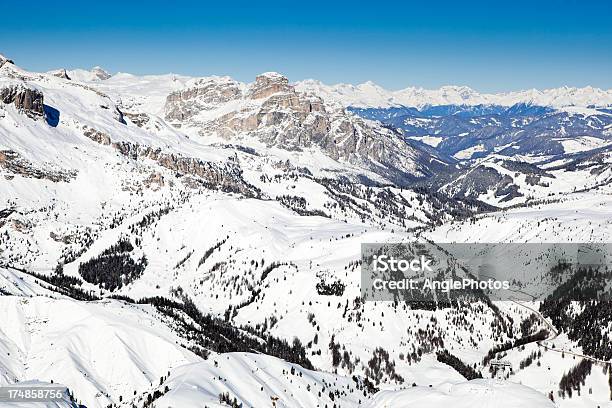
509;298;611;367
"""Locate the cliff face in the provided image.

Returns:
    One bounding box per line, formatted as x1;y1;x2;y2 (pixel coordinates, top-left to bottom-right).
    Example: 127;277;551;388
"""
79;125;259;197
165;76;243;122
164;72;445;184
111;140;260;197
0;85;45;119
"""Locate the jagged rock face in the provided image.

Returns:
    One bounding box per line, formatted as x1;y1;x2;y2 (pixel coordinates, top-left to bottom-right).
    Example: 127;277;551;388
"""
165;77;243;122
112;141;260;196
213;89;327;143
143;172;165;190
248;72;292;99
79;124;259;196
164;73;439;183
0;85;44;118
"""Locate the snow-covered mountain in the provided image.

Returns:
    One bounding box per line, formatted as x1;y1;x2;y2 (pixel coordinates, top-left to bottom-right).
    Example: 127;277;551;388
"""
161;71;454;184
63;66;112;82
2;53;612;408
348;101;612;188
296;79;612;109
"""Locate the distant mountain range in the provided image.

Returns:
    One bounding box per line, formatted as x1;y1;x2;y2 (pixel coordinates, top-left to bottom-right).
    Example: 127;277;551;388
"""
296;79;612;109
350;103;612;159
44;59;612;109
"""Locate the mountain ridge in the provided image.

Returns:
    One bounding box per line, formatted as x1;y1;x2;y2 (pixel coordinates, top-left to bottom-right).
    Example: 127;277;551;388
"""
296;79;612;108
33;52;612;110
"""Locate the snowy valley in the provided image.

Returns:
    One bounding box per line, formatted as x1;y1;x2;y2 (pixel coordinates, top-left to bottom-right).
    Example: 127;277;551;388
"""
1;53;612;407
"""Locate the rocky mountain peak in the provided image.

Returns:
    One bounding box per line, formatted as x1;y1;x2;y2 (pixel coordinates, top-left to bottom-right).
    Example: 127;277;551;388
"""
162;72;443;184
248;72;292;99
91;66;111;80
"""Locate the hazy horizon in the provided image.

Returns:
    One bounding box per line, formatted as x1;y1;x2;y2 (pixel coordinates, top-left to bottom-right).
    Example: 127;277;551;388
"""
2;0;611;92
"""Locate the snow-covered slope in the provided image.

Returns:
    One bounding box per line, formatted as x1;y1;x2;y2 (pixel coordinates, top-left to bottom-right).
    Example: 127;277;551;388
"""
435;153;612;207
152;352;368;408
365;379;556;408
425;186;612;244
65;66;112;82
0;380;78;408
0;268;200;408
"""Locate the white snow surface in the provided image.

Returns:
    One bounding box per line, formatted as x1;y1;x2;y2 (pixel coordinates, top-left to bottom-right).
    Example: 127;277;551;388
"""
365;379;556;408
0;269;200;408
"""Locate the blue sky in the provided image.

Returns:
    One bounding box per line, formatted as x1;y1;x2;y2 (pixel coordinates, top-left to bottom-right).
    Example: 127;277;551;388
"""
1;0;611;92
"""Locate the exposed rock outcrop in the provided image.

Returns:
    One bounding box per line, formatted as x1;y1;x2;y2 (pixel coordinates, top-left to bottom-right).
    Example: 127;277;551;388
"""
80;123;259;196
0;85;45;118
91;66;111;80
0;150;76;182
248;72;291;99
50;68;71;80
112;141;259;196
143;172;165;190
123;112;150;128
0;54;14;69
83;126;111;145
165;76;243;122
